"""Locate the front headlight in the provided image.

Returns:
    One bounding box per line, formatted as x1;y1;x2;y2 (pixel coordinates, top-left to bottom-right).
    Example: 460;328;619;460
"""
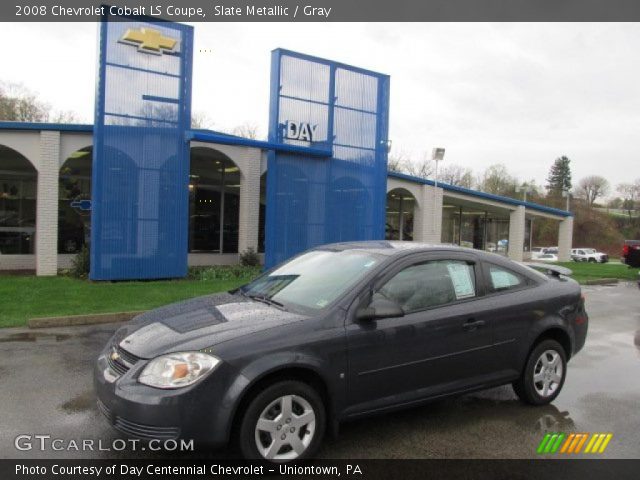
138;352;220;389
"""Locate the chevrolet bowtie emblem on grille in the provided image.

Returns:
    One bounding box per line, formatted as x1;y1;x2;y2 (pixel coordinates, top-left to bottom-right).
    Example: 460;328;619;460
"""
119;27;178;55
110;351;120;361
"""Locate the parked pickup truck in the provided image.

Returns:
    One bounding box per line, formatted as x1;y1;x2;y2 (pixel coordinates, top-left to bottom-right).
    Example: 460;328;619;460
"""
622;240;640;268
571;248;609;263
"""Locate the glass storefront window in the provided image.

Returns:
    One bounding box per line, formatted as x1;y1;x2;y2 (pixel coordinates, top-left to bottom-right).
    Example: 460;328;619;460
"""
58;147;92;253
386;189;415;241
442;202;510;256
442;205;460;245
189;148;240;254
485;217;510;255
0;146;37;254
460;210;485;250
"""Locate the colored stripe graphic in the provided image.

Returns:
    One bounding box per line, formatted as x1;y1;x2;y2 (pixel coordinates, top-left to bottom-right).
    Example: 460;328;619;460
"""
540;433;613;454
537;433;552;454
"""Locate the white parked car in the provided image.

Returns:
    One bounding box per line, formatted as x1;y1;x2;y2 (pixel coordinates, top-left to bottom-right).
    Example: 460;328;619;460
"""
537;253;558;262
571;248;609;263
530;247;545;259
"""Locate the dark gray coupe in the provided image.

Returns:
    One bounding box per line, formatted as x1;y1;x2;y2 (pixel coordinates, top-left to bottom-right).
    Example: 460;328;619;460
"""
95;241;588;461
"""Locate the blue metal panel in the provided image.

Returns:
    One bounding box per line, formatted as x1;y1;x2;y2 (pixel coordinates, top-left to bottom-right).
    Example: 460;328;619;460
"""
90;15;193;280
265;50;390;268
0;122;93;132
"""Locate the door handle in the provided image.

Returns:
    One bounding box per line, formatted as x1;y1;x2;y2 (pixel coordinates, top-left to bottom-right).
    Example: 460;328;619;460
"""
462;319;486;331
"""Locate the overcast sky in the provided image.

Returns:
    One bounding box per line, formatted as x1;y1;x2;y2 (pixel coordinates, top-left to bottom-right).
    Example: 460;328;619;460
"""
1;22;639;192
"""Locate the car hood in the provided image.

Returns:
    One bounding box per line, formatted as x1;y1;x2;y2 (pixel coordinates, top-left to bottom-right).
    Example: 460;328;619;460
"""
113;292;307;359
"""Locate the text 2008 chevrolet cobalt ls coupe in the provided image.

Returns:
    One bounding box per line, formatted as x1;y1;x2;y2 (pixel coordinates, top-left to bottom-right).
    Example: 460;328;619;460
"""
95;242;588;461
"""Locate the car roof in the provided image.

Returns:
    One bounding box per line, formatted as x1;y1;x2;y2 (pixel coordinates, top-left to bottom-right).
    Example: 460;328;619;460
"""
315;240;501;260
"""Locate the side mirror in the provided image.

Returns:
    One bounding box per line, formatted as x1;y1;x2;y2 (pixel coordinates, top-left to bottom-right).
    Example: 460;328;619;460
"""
355;297;404;321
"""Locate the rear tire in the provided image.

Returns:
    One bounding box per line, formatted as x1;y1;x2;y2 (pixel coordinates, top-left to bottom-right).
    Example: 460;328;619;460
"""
513;339;567;405
237;380;325;462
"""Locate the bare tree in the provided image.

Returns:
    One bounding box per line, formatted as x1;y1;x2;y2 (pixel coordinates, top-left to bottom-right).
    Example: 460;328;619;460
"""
230;122;260;140
0;81;83;123
404;157;434;178
191;111;215;129
439;164;474;188
617;179;640;217
576;175;610;207
478;164;517;196
1;81;51;122
387;148;412;173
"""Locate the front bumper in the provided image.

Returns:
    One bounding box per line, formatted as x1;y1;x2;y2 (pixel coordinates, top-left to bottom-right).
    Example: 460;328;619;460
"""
94;346;244;447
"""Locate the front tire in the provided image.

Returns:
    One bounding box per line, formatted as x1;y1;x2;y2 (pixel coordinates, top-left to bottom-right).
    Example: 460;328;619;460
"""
237;380;326;462
513;339;567;405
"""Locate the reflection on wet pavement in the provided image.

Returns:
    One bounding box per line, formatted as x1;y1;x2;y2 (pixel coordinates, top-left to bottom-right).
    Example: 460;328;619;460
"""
0;283;639;459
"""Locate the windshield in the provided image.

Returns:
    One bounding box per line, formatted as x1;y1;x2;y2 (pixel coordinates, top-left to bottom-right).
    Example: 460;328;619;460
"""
241;250;380;312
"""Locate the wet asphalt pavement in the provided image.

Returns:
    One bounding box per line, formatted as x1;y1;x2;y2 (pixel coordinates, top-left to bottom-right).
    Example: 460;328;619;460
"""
1;282;638;459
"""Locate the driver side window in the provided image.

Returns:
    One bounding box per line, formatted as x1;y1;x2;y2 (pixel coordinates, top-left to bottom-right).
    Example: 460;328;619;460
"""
377;260;476;313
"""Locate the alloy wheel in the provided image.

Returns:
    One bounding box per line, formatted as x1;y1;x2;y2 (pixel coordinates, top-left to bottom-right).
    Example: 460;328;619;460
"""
254;394;316;461
533;349;563;397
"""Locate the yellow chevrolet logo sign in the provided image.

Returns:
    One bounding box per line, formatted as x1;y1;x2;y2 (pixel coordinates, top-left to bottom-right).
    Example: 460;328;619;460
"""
119;27;178;55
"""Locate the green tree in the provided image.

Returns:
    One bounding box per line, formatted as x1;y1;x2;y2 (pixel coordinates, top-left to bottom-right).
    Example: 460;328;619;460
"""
546;156;572;197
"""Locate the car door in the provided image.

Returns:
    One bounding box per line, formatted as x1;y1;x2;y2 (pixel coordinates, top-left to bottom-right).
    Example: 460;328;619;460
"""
479;261;540;378
344;253;498;415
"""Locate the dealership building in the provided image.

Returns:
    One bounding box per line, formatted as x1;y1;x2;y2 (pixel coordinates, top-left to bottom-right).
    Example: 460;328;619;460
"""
0;18;575;278
0;122;573;276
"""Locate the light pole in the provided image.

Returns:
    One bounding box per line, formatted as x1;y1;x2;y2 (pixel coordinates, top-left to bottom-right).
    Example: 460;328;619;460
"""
515;183;534;203
431;148;445;235
562;188;571;211
432;147;445;189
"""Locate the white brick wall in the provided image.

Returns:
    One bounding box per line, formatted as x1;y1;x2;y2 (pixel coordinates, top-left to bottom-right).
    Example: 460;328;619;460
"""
414;184;444;244
508;205;526;261
557;216;574;262
237;148;261;254
35;131;60;275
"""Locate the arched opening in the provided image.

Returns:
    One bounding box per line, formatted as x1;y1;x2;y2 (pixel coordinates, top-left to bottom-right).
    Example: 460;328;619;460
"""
58;146;92;253
189;147;240;253
386;188;416;241
0;145;37;254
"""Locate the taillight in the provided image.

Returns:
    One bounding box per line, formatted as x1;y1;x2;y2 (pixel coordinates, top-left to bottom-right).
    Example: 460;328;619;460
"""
623;245;629;256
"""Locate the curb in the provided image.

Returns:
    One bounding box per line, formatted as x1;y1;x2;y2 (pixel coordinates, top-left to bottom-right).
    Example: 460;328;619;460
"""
585;278;619;286
28;311;144;329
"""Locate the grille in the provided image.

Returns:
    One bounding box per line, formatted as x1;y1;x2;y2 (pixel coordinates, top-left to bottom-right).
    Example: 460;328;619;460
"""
107;344;140;377
96;399;113;423
114;416;180;440
98;399;180;440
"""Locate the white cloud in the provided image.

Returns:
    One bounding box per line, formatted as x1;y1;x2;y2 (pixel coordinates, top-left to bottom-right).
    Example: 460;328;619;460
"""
2;21;639;190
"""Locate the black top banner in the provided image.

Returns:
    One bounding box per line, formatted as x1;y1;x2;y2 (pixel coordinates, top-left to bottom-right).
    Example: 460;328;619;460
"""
4;0;640;22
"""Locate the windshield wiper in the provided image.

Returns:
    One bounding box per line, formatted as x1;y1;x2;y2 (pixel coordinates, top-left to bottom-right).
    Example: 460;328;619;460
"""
243;292;286;310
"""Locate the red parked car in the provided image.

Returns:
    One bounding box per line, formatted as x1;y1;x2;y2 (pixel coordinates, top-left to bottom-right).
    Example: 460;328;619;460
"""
622;240;640;268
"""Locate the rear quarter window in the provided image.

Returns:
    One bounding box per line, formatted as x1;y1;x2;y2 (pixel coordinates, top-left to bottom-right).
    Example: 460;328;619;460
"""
486;264;530;293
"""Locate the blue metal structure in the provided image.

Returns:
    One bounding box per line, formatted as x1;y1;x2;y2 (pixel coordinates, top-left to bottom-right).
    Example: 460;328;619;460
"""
265;49;391;268
90;15;193;280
